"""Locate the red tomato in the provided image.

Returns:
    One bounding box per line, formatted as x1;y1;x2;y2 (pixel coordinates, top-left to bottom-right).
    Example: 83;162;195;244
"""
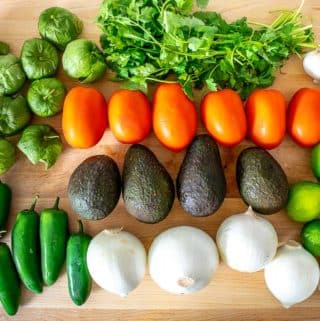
246;89;286;149
287;88;320;147
201;89;247;146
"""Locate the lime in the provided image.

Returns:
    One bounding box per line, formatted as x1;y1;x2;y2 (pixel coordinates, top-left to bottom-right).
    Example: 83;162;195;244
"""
286;181;320;223
301;219;320;256
311;144;320;182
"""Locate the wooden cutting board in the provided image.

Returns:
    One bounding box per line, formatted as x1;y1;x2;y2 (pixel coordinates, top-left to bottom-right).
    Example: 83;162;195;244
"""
1;0;320;320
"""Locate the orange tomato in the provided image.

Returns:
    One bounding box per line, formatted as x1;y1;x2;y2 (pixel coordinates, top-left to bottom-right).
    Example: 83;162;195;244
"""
287;88;320;147
108;90;151;144
246;89;286;149
201;89;247;146
62;86;108;148
152;83;197;152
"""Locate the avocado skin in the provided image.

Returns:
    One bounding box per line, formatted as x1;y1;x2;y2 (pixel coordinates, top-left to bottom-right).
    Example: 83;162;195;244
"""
236;147;289;214
122;144;174;224
68;155;121;220
176;135;226;217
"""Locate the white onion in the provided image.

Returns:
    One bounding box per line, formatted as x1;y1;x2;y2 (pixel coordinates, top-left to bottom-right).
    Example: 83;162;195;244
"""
148;226;219;294
216;207;278;273
86;228;146;297
303;49;320;84
264;240;320;308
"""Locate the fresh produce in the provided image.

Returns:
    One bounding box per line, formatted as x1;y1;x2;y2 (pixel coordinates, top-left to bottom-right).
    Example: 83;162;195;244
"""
38;7;83;50
0;139;15;174
0;180;12;234
122;144;174;223
108;90;151;144
201;89;246;146
303;49;320;84
217;207;278;273
97;0;316;98
152;83;197;151
311;143;320;181
176;135;226;217
0;41;9;55
0;243;21;316
236;147;289;214
66;221;92;306
0;95;31;136
0;54;26;95
86;229;146;297
17;124;63;169
40;197;68;286
21;38;59;80
62;39;107;83
27;78;66;117
246;89;286;149
68;155;121;220
301;220;320;257
286;181;320;223
149;226;219;294
12;197;42;294
62;86;108;148
287;88;320;147
264;241;320;308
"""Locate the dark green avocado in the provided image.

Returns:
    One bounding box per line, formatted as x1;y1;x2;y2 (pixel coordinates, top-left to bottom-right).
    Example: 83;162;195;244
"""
176;135;226;217
236;147;289;214
122;144;174;224
68;155;121;220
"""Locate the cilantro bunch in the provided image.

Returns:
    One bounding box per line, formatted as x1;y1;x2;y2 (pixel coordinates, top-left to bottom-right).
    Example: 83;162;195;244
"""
97;0;317;98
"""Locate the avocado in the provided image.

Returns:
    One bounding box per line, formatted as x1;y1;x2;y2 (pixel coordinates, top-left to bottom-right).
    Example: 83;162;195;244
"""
176;135;226;217
236;147;289;214
122;144;174;224
68;155;121;220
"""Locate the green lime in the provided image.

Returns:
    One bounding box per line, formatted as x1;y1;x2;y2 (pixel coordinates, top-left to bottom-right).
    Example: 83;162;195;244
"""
301;219;320;256
286;181;320;223
311;143;320;182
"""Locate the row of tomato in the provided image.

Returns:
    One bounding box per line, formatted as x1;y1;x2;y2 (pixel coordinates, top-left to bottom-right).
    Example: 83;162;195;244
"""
62;85;320;151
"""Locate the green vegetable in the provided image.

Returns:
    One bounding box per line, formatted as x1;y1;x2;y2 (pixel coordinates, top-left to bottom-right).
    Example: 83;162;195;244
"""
12;197;42;294
0;242;20;316
21;38;59;80
17;124;63;169
40;197;68;286
0;95;31;136
66;220;92;306
62;39;107;83
27;78;66;117
0;139;15;174
97;0;316;98
286;181;320;223
38;7;83;50
301;219;320;257
0;180;12;234
0;54;26;95
0;41;10;55
311;143;320;181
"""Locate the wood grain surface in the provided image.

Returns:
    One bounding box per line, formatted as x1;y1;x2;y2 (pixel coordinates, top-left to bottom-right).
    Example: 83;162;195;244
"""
1;0;320;320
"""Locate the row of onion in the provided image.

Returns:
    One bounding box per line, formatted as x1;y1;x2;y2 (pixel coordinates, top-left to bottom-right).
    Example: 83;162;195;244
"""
86;207;320;308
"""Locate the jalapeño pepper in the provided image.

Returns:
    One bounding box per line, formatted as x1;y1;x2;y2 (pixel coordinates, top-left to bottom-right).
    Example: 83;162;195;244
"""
0;180;12;234
40;197;68;286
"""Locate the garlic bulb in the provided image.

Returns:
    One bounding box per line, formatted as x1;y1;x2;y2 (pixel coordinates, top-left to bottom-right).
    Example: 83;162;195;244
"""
264;240;320;308
303;49;320;84
148;226;219;294
216;207;278;272
86;228;146;297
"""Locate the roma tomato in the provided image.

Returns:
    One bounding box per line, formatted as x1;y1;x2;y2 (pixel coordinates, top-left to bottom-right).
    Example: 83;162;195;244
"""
108;90;151;144
246;89;286;149
201;89;247;146
153;83;197;152
287;88;320;147
62;87;107;148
